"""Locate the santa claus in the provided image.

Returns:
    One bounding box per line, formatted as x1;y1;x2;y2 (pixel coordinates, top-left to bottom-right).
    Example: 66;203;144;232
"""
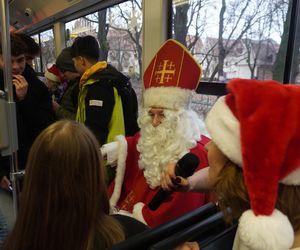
105;39;210;227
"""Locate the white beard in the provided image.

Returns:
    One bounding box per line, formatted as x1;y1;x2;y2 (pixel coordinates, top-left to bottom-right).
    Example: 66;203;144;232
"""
137;108;205;189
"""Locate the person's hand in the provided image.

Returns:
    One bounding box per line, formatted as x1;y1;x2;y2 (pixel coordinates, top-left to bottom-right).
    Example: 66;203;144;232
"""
52;100;60;111
174;242;200;250
160;161;189;192
0;176;11;191
12;75;28;101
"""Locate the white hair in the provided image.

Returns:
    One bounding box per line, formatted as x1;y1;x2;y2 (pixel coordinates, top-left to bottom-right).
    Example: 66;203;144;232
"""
137;107;205;188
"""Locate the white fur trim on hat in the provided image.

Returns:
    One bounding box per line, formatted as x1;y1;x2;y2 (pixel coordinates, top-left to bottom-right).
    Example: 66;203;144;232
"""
281;167;300;185
143;86;192;110
238;209;294;250
132;202;148;225
205;96;242;166
109;135;128;207
44;70;60;82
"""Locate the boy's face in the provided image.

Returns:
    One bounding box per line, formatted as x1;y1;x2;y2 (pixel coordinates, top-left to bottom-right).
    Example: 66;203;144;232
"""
72;56;85;75
0;54;26;75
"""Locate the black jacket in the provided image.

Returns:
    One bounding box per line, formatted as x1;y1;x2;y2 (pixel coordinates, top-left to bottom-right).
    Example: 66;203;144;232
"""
0;64;55;172
85;65;138;144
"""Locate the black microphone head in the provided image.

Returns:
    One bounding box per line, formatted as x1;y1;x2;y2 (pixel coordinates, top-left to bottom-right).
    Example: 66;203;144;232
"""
148;153;199;211
175;153;199;178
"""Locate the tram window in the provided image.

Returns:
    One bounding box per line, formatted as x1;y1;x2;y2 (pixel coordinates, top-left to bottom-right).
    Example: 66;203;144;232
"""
65;0;143;104
171;0;290;118
40;29;56;72
171;0;289;83
30;34;42;73
191;93;218;120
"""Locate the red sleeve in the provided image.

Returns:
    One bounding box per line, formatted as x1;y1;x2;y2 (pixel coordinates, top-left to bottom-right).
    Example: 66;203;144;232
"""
141;191;207;227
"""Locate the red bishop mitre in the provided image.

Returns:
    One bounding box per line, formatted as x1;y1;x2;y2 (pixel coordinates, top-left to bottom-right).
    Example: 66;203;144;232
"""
143;39;202;110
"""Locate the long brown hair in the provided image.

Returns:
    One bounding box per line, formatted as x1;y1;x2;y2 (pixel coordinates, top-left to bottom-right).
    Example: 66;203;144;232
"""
2;120;124;250
214;162;300;231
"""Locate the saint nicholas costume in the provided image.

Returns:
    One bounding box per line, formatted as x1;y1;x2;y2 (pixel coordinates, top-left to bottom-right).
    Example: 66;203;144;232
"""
107;39;210;227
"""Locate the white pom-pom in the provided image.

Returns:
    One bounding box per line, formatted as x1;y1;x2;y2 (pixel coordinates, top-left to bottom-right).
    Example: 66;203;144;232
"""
238;209;294;250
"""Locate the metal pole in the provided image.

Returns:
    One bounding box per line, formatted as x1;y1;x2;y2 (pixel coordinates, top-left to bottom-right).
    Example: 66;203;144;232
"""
0;0;20;218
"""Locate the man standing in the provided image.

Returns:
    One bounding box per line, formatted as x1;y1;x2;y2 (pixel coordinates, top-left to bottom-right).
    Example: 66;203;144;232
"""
107;39;209;227
52;47;80;120
0;34;55;177
71;36;138;146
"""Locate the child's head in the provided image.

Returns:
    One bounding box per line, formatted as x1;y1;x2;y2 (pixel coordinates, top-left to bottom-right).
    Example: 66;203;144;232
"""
2;120;126;250
0;34;27;74
56;47;79;81
16;120;109;249
71;36;100;74
71;35;100;62
15;33;40;66
205;78;300;250
44;64;62;91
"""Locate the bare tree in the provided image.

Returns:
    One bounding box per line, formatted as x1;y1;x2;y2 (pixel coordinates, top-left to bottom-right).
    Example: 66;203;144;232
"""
109;0;142;79
244;13;272;79
83;10;109;61
173;0;208;51
80;1;142;80
209;0;265;82
173;3;189;46
97;10;109;61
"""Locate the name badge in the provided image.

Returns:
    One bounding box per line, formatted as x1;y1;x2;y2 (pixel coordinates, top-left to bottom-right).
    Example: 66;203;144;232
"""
89;100;103;107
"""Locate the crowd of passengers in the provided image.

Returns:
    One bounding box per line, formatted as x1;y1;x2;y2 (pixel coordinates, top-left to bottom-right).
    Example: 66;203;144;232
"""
0;35;299;250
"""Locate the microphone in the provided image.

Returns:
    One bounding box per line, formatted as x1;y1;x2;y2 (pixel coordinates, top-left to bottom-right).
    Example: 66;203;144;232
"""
148;153;200;211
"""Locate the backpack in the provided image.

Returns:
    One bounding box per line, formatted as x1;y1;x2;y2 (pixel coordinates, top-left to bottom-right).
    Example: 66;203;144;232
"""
114;80;139;136
92;65;139;136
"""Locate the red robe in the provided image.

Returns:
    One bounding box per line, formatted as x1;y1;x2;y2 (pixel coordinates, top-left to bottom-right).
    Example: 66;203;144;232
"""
108;133;210;228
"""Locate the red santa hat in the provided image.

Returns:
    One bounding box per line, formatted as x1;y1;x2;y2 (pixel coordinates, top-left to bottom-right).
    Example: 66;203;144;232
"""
205;78;300;250
143;39;202;110
45;64;61;82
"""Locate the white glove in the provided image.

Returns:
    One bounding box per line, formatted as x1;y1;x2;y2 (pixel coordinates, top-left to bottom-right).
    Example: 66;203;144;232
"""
100;141;119;166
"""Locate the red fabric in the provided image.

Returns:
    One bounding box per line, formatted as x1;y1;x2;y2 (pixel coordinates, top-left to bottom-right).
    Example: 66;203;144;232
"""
47;64;60;76
108;133;209;228
225;79;300;216
143;39;202;91
45;64;63;81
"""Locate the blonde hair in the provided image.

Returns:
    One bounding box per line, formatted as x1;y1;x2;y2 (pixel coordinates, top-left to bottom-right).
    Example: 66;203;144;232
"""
214;162;249;223
2;120;124;250
214;162;300;231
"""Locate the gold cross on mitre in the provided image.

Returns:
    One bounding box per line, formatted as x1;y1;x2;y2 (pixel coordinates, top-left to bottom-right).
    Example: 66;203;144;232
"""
154;59;176;84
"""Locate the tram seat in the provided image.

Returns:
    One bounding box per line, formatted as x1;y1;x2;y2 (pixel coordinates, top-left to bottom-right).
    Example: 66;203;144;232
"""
107;202;219;250
150;211;235;250
200;222;237;250
149;212;237;250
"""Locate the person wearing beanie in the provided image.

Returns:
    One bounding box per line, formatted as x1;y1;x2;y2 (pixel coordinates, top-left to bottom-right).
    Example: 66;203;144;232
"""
103;39;210;228
53;47;80;120
161;79;300;250
56;47;77;73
